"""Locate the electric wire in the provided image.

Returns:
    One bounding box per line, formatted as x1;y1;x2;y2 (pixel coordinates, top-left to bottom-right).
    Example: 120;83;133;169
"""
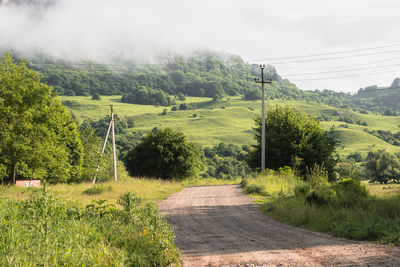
247;44;400;62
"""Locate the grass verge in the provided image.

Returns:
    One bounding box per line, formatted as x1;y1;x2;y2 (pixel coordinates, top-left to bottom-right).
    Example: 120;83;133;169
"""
0;186;181;266
242;173;400;246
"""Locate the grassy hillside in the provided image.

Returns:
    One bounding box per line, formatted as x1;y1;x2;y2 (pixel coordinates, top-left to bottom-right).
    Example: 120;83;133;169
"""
62;95;400;157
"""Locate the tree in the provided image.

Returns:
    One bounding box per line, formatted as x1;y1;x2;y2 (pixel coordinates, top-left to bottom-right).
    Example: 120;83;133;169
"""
125;128;202;179
391;77;400;89
247;105;337;180
243;89;261;100
0;52;83;183
365;150;400;184
91;92;101;100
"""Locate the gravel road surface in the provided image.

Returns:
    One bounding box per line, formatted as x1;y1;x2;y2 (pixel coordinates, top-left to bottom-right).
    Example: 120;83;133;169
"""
160;185;400;266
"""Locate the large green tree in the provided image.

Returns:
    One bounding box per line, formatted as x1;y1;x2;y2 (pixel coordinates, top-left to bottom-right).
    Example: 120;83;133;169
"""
247;105;337;180
0;53;83;183
125;128;202;179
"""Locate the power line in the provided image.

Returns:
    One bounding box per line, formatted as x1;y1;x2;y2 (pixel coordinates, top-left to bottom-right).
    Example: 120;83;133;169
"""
247;43;400;62
277;56;400;71
284;63;400;77
290;68;400;81
251;49;400;65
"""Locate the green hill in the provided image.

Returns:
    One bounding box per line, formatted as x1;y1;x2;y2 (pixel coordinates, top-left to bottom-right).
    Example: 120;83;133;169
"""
62;95;400;159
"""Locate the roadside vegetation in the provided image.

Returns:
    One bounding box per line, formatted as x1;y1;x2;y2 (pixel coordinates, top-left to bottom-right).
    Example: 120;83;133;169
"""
242;169;400;246
0;186;181;266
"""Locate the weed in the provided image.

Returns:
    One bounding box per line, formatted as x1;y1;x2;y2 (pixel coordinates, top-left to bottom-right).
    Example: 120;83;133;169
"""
0;187;181;266
82;185;113;195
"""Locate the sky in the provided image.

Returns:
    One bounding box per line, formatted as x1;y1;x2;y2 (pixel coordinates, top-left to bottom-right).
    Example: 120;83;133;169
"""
1;0;400;93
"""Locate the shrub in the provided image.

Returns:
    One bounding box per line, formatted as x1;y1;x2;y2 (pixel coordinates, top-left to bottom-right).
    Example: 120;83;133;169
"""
245;184;266;195
82;185;112;195
91;92;101;100
294;184;311;197
125;128;202;179
306;186;336;206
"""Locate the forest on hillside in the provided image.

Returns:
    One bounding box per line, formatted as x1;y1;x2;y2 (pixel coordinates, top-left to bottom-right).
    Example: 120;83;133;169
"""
17;51;400;115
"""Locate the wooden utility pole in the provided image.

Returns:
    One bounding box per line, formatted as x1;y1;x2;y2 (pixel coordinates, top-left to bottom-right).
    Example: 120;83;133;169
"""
111;105;118;182
255;65;272;172
92;105;117;184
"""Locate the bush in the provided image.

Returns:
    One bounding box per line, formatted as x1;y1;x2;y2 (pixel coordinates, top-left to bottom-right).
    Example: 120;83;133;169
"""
245;184;266;195
306;186;336;206
294;184;311;197
82;185;112;195
125;128;202;179
91;92;101;100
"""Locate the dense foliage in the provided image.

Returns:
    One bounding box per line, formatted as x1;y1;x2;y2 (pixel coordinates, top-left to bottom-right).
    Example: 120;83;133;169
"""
202;143;251;179
125;128;202;179
365;150;400;184
121;86;175;106
247;105;337;180
9;50;400;114
0;188;181;266
0;53;83;183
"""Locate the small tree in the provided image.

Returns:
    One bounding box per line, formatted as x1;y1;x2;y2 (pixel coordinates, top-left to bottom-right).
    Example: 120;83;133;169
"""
247;105;337;181
91;92;101;100
365;150;400;184
125;128;202;179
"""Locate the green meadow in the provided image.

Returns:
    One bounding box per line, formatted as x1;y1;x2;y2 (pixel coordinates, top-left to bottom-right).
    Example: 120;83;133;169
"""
61;95;400;157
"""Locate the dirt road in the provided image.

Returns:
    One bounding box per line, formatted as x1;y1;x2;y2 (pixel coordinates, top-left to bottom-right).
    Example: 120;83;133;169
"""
160;185;400;266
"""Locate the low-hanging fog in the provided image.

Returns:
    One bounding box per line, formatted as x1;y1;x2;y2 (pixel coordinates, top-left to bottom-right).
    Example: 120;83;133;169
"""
1;0;400;92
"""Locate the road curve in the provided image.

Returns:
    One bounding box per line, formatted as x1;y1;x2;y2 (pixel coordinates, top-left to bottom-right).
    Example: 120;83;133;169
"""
160;185;400;267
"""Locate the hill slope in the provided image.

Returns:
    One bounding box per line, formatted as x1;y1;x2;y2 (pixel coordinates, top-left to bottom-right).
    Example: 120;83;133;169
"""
62;95;400;158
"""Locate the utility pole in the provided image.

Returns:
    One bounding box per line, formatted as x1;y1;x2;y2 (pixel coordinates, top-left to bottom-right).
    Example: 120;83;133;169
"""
255;65;272;172
111;105;118;182
92;105;118;184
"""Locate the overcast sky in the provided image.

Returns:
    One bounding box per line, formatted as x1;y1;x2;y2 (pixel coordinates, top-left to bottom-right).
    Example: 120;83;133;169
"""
1;0;400;92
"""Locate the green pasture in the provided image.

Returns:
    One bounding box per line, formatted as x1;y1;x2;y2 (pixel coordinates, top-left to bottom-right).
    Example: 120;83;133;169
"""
61;95;400;156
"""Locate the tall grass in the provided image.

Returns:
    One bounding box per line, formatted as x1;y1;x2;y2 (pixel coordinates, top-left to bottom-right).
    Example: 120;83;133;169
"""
0;178;184;207
0;186;181;266
243;171;400;246
241;168;306;197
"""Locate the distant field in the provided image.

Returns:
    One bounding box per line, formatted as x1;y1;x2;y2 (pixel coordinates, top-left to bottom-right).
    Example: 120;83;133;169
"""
365;182;400;198
61;95;400;156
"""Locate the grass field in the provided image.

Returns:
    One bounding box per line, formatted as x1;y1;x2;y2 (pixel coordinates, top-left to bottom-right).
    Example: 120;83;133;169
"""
364;182;400;198
61;95;400;157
